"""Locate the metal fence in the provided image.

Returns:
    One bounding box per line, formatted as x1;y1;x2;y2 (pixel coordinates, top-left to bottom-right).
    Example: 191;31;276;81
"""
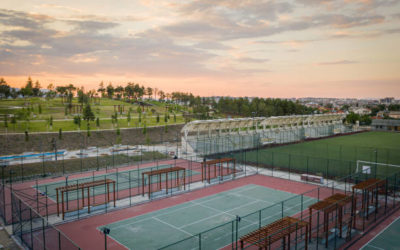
10;190;80;250
160;171;400;250
0;153;254;227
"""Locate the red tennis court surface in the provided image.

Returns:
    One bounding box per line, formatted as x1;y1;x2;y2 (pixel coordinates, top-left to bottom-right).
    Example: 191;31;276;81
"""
56;174;333;250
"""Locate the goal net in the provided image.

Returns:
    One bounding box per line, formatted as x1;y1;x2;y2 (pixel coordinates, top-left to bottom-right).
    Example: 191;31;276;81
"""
356;160;400;178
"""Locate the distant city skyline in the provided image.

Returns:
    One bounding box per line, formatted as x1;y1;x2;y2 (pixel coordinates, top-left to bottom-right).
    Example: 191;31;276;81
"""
1;0;400;98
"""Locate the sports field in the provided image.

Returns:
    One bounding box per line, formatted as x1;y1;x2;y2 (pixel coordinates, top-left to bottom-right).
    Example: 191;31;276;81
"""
35;164;199;202
99;184;316;249
361;217;400;250
234;132;400;178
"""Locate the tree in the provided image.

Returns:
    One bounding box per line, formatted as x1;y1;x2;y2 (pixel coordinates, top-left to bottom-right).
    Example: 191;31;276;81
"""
96;117;100;129
66;84;76;104
47;116;53;130
38;104;42;114
98;81;106;98
73;115;81;130
154;88;158;100
46;83;56;99
174;113;177;123
142;123;147;135
11;115;16;131
106;83;114;99
20;77;34;97
83;104;95;125
346;112;360;124
4;114;8;132
25;130;29;141
86;122;91;137
360;114;372;125
56;86;67;103
156;113;160;123
111;112;118;128
59;128;62;140
77;88;89;104
127;111;131;126
32;80;42;96
0;78;11;99
158;91;165;101
146;87;153;100
115;85;124;99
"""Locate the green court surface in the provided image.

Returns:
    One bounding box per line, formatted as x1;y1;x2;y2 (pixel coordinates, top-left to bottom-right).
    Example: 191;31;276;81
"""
362;217;400;250
232;132;400;178
35;164;199;201
99;184;316;250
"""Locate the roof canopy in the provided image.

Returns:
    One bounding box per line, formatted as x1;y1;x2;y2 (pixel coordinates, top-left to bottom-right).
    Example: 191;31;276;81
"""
182;114;344;135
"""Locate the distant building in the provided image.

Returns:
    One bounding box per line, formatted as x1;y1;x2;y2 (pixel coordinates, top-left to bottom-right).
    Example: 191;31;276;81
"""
376;111;400;119
388;111;400;119
371;119;400;131
349;107;371;115
380;97;394;105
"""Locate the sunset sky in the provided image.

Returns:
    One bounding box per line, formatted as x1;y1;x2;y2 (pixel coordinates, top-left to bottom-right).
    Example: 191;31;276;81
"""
1;0;399;98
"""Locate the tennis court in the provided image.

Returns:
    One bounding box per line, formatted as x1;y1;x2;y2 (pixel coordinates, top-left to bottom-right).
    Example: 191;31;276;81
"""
362;216;400;250
99;184;316;249
34;164;200;202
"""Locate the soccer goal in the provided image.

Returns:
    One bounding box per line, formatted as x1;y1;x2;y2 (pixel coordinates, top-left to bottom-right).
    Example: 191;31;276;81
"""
356;160;400;176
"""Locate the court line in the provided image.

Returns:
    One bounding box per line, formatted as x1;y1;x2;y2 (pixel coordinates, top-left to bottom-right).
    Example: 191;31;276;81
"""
230;192;276;205
364;244;384;250
214;197;315;244
361;216;400;249
179;200;261;229
110;190;250;230
153;217;196;237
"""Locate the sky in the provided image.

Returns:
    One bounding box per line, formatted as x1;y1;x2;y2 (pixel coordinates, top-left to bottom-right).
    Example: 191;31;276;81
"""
0;0;400;98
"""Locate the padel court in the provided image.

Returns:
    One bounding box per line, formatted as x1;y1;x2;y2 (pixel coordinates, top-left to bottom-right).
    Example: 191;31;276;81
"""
99;184;316;249
34;164;200;202
362;217;400;250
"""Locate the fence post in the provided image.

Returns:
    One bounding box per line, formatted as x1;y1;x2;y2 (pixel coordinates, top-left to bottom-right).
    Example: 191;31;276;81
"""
235;215;241;250
30;209;33;248
199;232;202;250
42;218;46;250
231;220;234;250
58;231;61;250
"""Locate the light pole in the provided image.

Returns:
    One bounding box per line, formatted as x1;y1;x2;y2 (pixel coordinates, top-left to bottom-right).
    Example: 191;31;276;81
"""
103;227;110;250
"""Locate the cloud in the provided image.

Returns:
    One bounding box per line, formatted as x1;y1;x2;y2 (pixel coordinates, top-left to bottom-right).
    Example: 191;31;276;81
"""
318;60;358;65
68;20;119;33
237;57;269;63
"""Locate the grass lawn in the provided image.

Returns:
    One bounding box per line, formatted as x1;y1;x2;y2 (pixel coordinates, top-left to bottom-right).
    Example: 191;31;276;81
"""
0;97;187;133
231;131;400;178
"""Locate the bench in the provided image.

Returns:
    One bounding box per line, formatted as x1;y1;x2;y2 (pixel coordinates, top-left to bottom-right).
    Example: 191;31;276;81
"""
301;174;324;184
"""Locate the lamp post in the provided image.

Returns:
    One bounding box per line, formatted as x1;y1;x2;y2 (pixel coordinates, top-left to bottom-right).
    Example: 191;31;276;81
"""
103;227;110;250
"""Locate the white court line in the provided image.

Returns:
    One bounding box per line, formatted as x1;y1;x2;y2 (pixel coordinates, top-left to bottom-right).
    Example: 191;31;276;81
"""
179;200;261;229
364;244;385;250
110;186;258;230
215;197;315;244
230;192;275;205
361;216;400;250
152;217;195;237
